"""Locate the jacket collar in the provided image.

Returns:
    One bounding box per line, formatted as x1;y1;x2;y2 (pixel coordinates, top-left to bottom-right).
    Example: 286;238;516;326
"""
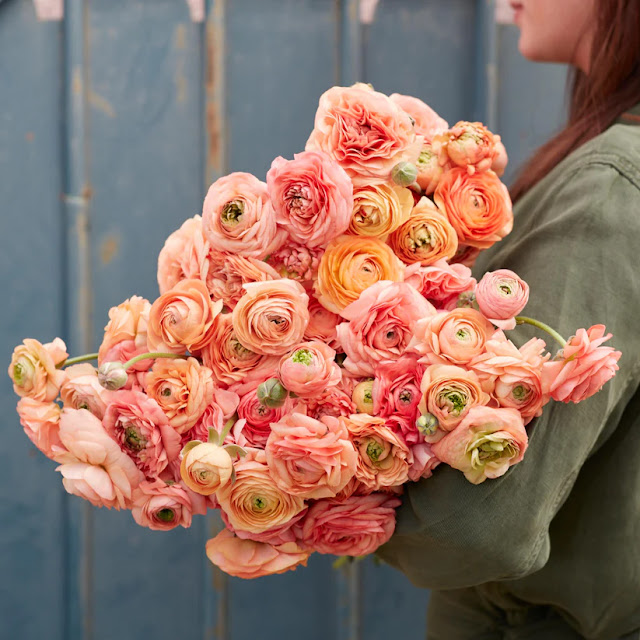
618;102;640;125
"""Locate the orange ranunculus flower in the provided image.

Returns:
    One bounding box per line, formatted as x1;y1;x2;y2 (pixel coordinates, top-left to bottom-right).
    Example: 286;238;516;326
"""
434;168;513;250
434;121;499;175
347;184;413;239
415;143;446;195
314;235;405;315
388;196;458;266
98;296;151;362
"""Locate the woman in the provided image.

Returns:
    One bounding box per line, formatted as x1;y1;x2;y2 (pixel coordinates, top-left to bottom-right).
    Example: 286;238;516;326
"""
377;1;640;638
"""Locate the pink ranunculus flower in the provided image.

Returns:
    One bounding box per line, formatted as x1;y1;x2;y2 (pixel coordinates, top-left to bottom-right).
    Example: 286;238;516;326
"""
303;296;342;350
266;412;357;499
59;363;113;419
98;296;150;362
305;84;422;186
407;442;440;482
221;504;308;547
476;269;530;330
278;341;342;398
206;529;310;579
415;143;446;195
300;492;400;556
404;259;476;309
103;390;181;479
202;172;285;259
389;93;449;142
432;406;528;484
267;150;354;248
304;387;357;421
542;325;621;404
266;243;324;289
55;408;143;509
17;398;65;459
184;387;240;446
131;478;195;530
336;281;436;377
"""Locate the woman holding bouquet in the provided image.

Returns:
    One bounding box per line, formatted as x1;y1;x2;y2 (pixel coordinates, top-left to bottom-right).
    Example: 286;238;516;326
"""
378;1;640;638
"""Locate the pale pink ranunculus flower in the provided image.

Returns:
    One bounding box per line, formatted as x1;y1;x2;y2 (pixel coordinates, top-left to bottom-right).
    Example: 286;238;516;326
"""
202;172;285;259
306;85;422;186
336;281;436;376
300;493;400;556
9;338;68;402
433;121;500;175
98;296;150;362
432;405;527;484
103;390;181;479
389;93;449;143
407;442;440;482
267;150;353;248
266;412;357;499
131;478;195;530
278;341;342;398
206;529;310;579
303;296;341;350
17;397;65;459
476;269;530;330
266;243;324;290
542;325;621;404
404;259;476;309
55;408;143;509
59;363;113;419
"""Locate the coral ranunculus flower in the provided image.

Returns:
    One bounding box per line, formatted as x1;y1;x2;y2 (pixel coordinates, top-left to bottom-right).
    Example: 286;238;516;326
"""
389;93;448;142
348;183;413;239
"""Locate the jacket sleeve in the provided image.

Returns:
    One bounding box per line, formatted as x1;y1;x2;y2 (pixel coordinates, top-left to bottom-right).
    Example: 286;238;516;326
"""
376;160;640;589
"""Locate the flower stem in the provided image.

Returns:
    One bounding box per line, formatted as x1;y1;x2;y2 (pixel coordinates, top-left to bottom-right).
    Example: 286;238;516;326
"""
219;417;236;443
58;353;99;368
123;352;184;370
515;316;567;348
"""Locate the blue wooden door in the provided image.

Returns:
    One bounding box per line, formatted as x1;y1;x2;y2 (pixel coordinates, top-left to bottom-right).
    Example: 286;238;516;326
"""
0;1;566;638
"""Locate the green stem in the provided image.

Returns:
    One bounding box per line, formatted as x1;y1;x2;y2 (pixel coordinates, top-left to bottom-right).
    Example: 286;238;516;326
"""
58;353;99;369
515;316;567;348
219;416;236;443
123;351;184;370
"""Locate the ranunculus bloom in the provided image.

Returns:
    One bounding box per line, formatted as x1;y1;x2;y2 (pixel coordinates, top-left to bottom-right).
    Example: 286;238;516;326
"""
201;172;284;259
347;184;413;239
352;379;375;414
146;357;214;433
389;93;448;142
60;363;113;419
157;216;211;294
131;478;195;530
316;235;406;315
55;408;143;509
415;144;445;194
206;529;309;579
98;296;150;362
147;278;223;354
303;386;356;421
17;397;65;459
185;387;240;445
278;341;342;397
344;413;410;491
103;390;181;478
404;259;476;309
450;244;482;268
336;281;436;376
267;150;353;247
266;243;324;288
99;340;150;390
432;406;527;484
232;279;310;356
216;449;305;534
492;140;509;177
9;338;68;402
410;308;496;366
221;504;308;547
434;168;513;250
476;269;530;330
434;121;500;175
407;442;440;482
300;492;400;556
542;325;621;404
266;412;357;499
303;296;342;350
388;196;458;266
180;441;233;495
306;84;422;186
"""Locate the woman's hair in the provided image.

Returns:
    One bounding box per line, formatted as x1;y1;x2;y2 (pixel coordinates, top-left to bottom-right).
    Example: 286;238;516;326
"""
510;0;640;202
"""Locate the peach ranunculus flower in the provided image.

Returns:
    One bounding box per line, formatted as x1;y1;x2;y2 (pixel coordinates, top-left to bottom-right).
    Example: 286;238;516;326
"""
347;184;413;239
185;386;240;445
147;278;223;354
103;390;181;478
389;93;448;142
206;529;309;579
232;279;310;356
407;442;441;482
201;172;284;259
267;150;354;248
55;408;143;509
344;413;410;491
265;243;324;289
131;478;195;530
418;364;491;442
9;338;68;402
216;448;306;534
336;281;436;377
410;308;497;366
542;325;621;404
265;412;357;499
180;441;234;495
314;235;405;315
17;397;65;459
98;296;150;362
476;269;530;330
303;386;357;421
492;140;509;177
404;259;476;309
157;216;211;294
277;341;342;398
415;143;446;195
434;168;513;250
146;357;214;434
303;296;341;350
433;121;500;175
432;406;528;484
388;196;458;266
305;84;422;186
300;492;400;556
60;363;113;419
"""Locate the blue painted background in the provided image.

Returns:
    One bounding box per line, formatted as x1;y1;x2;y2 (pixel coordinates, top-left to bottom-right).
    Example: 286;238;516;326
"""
0;1;566;638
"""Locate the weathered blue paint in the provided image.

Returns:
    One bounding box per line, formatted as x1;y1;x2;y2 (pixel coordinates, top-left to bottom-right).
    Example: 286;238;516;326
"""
1;1;567;639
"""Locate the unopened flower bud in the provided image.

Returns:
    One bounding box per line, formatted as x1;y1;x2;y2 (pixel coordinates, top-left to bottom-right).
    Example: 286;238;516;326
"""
352;379;374;414
391;161;418;187
416;413;439;437
257;378;289;409
97;361;128;390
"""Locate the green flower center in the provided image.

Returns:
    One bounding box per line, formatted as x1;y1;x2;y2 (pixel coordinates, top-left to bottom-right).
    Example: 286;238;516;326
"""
124;426;147;452
292;348;313;366
252;496;267;511
156;508;175;523
398;389;413;405
512;384;529;401
221;200;244;226
366;440;384;462
443;391;466;415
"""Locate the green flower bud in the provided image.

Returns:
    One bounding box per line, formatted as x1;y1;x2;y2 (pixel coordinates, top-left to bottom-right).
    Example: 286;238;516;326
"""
352;379;374;414
97;361;128;390
257;378;289;409
391;161;418;187
416;413;439;437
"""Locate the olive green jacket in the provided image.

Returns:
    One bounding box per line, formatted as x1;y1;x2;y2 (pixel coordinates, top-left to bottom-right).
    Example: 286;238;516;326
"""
377;105;640;640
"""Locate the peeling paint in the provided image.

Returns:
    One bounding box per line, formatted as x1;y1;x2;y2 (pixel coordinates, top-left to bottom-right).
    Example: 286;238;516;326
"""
174;25;188;104
88;90;116;118
100;234;119;265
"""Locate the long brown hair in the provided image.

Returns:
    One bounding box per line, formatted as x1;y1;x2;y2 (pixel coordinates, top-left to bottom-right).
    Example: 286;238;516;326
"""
510;0;640;202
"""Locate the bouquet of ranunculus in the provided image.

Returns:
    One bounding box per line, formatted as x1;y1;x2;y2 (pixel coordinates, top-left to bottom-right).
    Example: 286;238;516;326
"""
9;83;621;579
